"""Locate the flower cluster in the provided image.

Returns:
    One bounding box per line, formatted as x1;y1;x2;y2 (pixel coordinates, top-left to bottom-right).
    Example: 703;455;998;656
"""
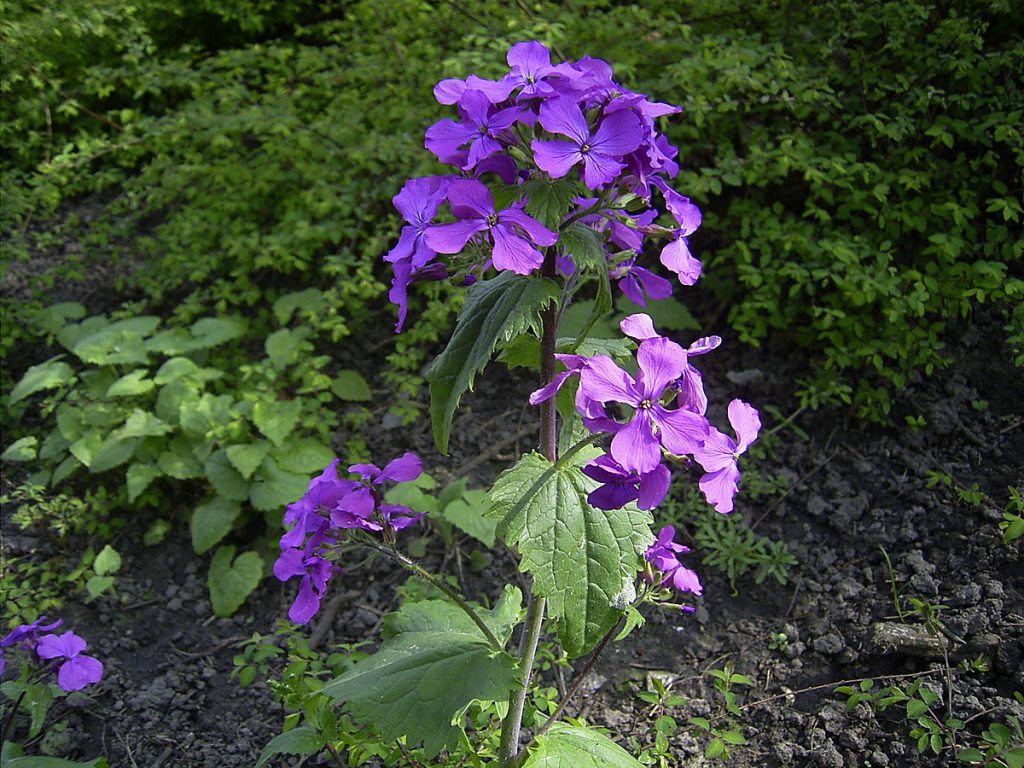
0;617;103;692
531;313;760;514
274;453;425;624
385;40;704;331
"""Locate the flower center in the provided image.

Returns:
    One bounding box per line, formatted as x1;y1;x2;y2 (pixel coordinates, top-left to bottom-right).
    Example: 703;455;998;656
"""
486;213;499;227
526;74;536;84
580;143;591;155
639;399;652;410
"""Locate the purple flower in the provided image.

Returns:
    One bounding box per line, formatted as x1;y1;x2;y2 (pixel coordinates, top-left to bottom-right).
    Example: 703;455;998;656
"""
465;41;581;103
576;336;708;473
273;522;336;625
424;91;523;170
582;454;671;511
0;616;62;676
693;400;761;514
280;459;356;550
532;97;643;190
644;526;702;597
424;179;557;275
611;255;672;307
332;452;426;533
35;631;103;692
652;180;702;285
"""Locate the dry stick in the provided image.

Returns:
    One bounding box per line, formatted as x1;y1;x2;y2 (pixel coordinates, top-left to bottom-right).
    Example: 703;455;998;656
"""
737;668;942;713
452;425;535;478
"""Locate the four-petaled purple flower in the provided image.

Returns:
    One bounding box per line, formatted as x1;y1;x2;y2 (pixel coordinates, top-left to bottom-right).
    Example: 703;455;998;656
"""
425;91;523;170
0;616;63;677
425;179;557;275
273;521;337;625
694;400;761;514
532;97;643;190
35;631;104;692
645;525;702;599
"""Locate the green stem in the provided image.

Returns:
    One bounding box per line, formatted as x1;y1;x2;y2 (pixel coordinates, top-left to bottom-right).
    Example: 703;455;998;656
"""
498;248;560;766
369;540;504;651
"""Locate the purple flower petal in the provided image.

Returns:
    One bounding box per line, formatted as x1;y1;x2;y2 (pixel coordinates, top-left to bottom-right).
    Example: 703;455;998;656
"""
581;151;624;190
620;313;659;340
36;632;86;660
636;337;687;398
538;97;590;144
532;139;582;179
379;452;422;484
273;548;308;582
637;463;671;510
699;465;740;514
434;78;468;105
659;237;702;285
446;178;495;219
590;110;643;158
424;219;488;254
610;414;661;473
491;224;544;274
693;427;736;473
57;655;103;692
288;577;322;625
650;404;708;456
728;400;761;453
499;207;558;246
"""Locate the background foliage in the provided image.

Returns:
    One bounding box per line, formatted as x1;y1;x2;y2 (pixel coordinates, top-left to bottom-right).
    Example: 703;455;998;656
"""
2;0;1022;614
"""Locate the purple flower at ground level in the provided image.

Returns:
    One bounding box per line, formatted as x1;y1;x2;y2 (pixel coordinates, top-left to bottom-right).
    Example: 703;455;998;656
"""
582;454;671;511
644;525;702;597
273;523;336;625
693;400;761;514
532;97;643;190
35;631;103;692
424;179;557;275
0;616;63;676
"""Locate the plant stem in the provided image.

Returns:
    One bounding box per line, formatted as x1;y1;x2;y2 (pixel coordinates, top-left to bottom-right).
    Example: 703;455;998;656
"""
533;617;623;740
368;539;504;651
498;249;560;766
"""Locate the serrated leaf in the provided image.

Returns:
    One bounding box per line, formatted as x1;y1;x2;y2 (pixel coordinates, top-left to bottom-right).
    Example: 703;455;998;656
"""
520;178;583;230
106;369;156;398
94;544;122;576
248;457;309;511
255;726;325;768
158;438;203;479
252;399;302;447
72;318;158;365
331;369;372;401
154;357;200;384
89;435;139;473
1;437;38;462
180;393;234;436
226;442;272;479
207;546;263;617
273;439;334;474
441;490;497;548
192;496;241;554
523;722;643;768
265;329;297;369
428;273;559;454
322;587;522;758
118;409;172;439
487;449;653;657
189;317;247;349
128;461;161;500
560;222;607;272
9;357;76;404
205;449;251;501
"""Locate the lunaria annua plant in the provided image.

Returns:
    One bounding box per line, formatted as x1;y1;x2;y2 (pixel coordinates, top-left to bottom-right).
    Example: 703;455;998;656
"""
269;40;761;767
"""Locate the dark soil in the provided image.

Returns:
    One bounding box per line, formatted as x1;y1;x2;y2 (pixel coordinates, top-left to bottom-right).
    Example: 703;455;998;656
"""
2;304;1022;767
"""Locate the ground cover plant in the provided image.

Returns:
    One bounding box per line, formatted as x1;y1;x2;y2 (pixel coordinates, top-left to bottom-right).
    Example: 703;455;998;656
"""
1;1;1022;766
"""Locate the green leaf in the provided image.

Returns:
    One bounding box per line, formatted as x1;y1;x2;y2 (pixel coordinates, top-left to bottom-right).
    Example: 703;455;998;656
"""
205;449;251;501
560;222;607;271
94;545;122;576
86;575;114;599
191;496;241;554
189;317;247;349
331;369;372;401
520;178;582;230
226;442;272;479
158;439;203;479
118;409;172;439
265;328;297;368
252;399;302;447
9;357;76;404
441;489;497;548
106;369;156;398
1;681;54;739
143;518;171;546
207;546;263;617
383;482;439;515
35;301;86;336
127;462;162;501
428;272;559;454
89;435;140;473
180;393;234;436
487;449;653;657
322;586;521;758
523;722;643;768
254;726;325;768
2;437;38;462
145;328;194;355
248;457;310;511
71;318;158;365
154;357;200;384
273;439;334;474
273;288;325;325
